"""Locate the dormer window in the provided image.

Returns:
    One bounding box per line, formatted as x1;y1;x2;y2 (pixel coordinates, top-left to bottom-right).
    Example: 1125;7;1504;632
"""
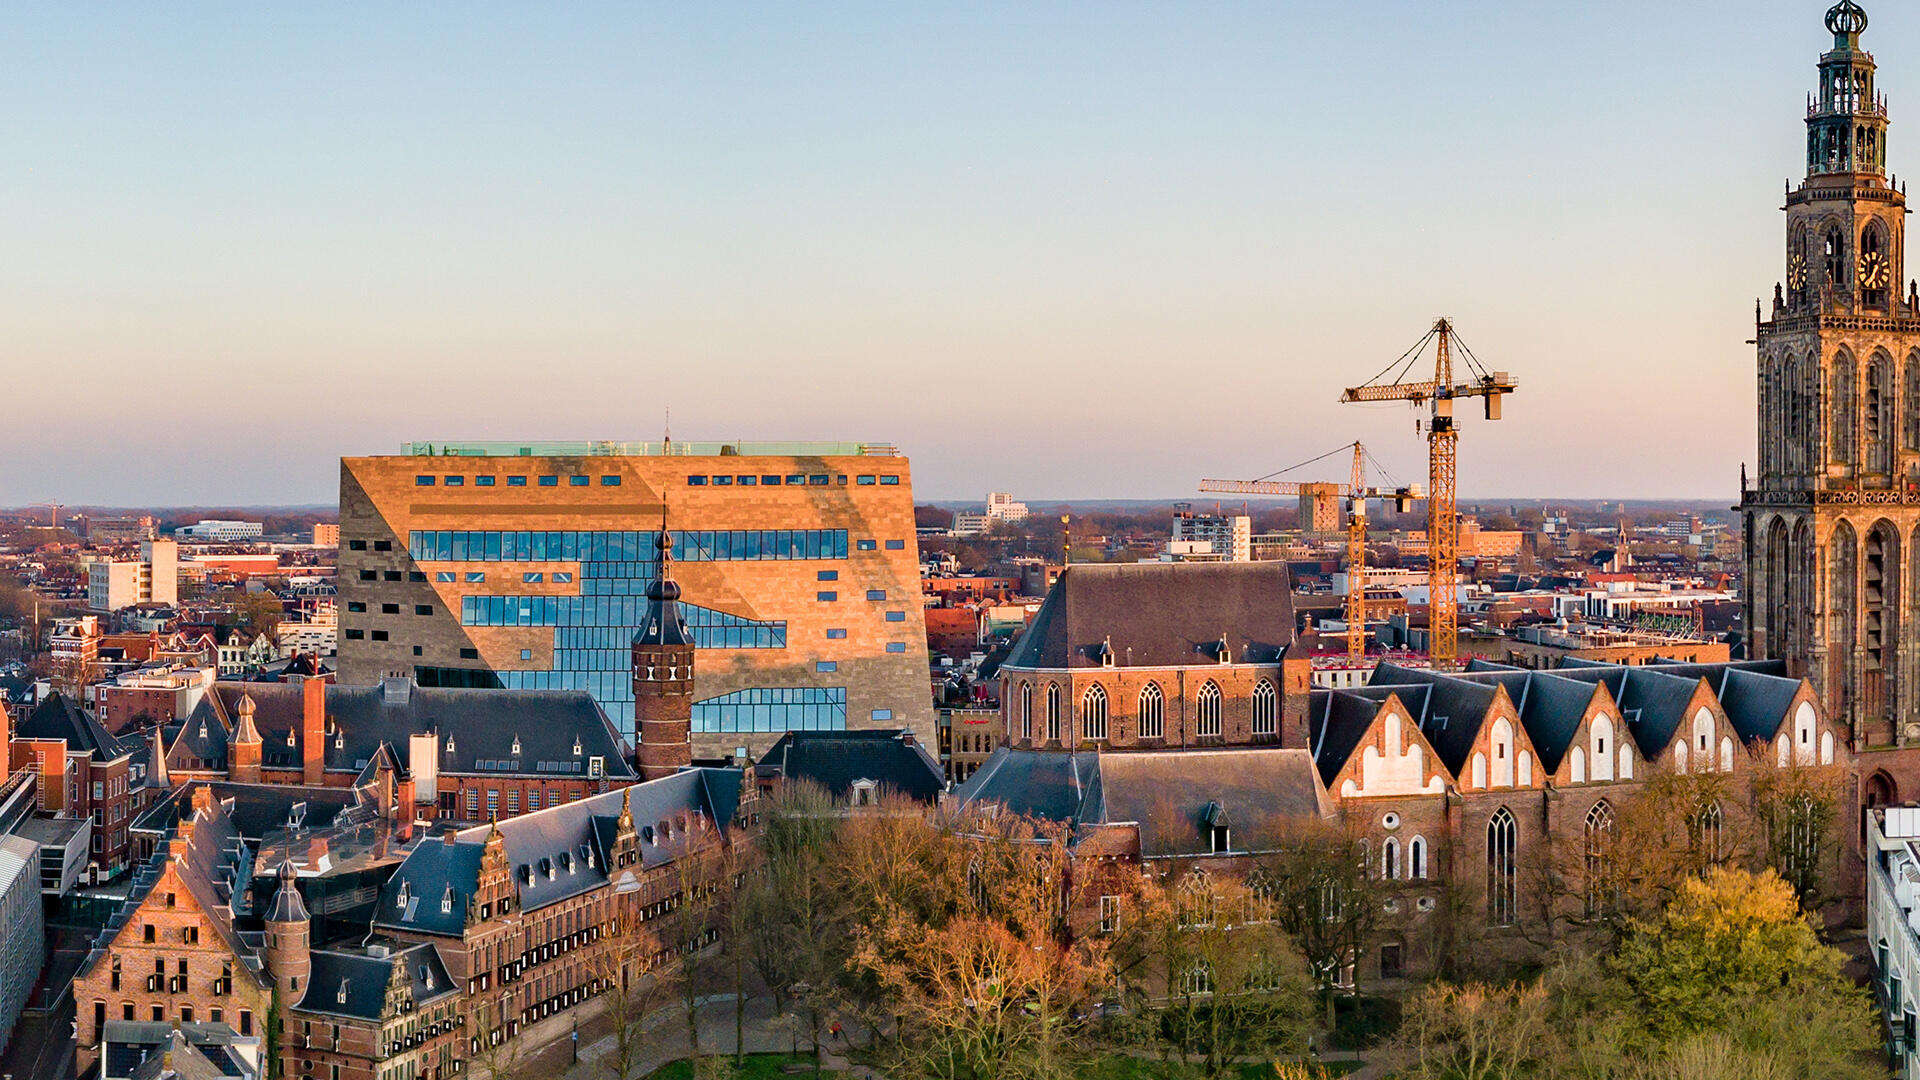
1210;826;1230;854
582;845;595;869
572;737;583;757
337;979;350;1005
510;736;521;757
197;722;207;739
396;883;410;909
441;886;454;914
1216;636;1231;665
286;730;296;747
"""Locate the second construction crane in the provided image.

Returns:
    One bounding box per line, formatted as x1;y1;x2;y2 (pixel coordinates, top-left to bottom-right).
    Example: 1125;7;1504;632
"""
1201;442;1420;661
1342;318;1516;670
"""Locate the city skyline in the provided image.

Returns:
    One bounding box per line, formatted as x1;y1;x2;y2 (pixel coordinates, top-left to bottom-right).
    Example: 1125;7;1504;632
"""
3;2;1886;505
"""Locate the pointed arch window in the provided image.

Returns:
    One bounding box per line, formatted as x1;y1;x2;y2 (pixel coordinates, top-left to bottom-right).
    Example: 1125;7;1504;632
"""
1045;683;1062;742
1195;680;1223;738
1832;354;1858;466
1584;801;1615;918
1692;801;1726;865
1081;684;1109;742
1019;682;1033;741
1137;682;1165;740
1486;807;1517;927
1382;836;1399;881
1408;835;1428;880
1251;679;1278;737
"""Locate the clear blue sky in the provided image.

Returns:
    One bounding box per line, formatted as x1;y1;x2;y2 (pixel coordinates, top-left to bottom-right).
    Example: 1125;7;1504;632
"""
0;2;1894;505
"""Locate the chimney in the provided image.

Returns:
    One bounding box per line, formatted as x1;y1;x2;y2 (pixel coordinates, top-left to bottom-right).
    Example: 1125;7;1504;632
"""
302;677;326;785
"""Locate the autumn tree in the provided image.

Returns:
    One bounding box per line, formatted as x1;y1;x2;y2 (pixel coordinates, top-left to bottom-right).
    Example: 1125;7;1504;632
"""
738;782;848;1075
596;929;675;1080
1256;819;1380;1027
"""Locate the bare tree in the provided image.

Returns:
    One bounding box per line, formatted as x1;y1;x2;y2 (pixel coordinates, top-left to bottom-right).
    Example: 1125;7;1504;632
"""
1257;819;1382;1029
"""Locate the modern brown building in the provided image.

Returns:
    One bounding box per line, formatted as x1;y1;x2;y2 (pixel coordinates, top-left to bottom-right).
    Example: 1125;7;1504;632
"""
337;442;933;757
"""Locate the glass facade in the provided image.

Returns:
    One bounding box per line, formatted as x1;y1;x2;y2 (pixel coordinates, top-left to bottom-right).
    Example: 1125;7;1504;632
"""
691;687;847;733
408;528;834;726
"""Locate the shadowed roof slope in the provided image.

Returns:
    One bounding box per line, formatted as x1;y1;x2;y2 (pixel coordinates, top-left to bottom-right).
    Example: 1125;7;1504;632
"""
757;729;945;803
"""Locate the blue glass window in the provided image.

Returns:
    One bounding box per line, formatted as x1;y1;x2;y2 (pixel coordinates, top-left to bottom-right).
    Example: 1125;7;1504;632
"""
539;476;559;487
786;475;805;486
808;475;829;486
445;475;465;486
601;475;621;486
691;687;847;734
816;661;838;673
885;611;906;622
552;572;573;584
465;571;486;583
857;476;877;486
817;570;838;581
713;475;733;486
436;571;456;583
738;475;757;486
688;475;708;486
523;572;543;584
569;475;589;486
416;475;436;486
857;540;877;551
866;590;887;601
817;591;837;602
879;476;900;485
475;476;496;487
762;475;781;486
826;628;848;640
885;540;906;550
885;642;907;653
508;476;528;487
871;709;893;721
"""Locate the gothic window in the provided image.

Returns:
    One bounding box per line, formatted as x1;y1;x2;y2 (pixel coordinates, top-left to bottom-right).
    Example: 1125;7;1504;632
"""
1251;679;1278;737
1138;682;1165;740
1491;718;1514;787
1868;356;1895;471
1863;224;1893;308
1591;714;1616;782
1408;836;1428;880
1382;837;1399;881
1824;226;1847;290
1195;680;1222;738
1692;801;1727;865
1865;524;1898;687
1585;801;1615;918
1081;684;1108;742
1832;521;1860;720
1019;682;1032;741
1486;806;1518;927
1045;683;1061;742
1831;354;1858;466
1766;517;1792;659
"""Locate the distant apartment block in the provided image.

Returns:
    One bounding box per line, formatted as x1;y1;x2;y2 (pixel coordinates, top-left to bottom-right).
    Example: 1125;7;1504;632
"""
1167;506;1251;563
85;515;156;544
87;540;179;612
176;519;264;541
985;491;1029;523
311;523;340;546
336;441;934;753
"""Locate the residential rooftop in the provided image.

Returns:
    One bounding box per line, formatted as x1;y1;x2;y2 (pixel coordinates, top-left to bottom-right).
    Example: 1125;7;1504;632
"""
392;440;901;459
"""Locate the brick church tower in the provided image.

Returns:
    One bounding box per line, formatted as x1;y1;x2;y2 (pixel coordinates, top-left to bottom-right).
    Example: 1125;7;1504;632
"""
1746;1;1920;752
632;521;695;780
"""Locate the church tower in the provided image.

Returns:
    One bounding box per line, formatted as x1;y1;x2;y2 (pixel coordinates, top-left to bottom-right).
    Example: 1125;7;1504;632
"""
632;518;695;780
1746;1;1920;746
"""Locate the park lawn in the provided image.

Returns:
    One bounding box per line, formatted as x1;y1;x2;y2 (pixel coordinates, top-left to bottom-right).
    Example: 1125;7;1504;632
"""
640;1052;843;1080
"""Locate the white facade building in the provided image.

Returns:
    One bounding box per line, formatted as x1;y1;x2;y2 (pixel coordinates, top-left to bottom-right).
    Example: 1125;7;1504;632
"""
1169;509;1251;563
985;492;1029;524
176;519;264;541
86;540;178;612
1869;807;1920;1074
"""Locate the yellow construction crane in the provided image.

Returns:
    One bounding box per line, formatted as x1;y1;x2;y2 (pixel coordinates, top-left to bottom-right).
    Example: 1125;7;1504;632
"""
1341;318;1516;670
1201;441;1420;661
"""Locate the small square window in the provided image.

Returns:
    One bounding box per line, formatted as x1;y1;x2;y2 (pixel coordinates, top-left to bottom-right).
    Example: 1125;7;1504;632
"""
600;475;621;486
412;646;423;656
384;571;402;582
857;540;877;551
569;475;590;486
415;475;436;487
436;571;456;583
539;476;559;487
521;649;534;661
879;475;900;485
507;476;528;487
885;611;906;622
409;571;427;582
857;475;877;486
373;539;392;551
871;709;893;721
524;572;544;584
348;539;368;551
466;571;486;583
866;590;887;601
815;661;838;673
382;603;400;614
738;475;758;486
371;630;389;642
817;570;839;581
885;642;907;653
460;648;479;660
885;539;906;550
817;591;838;602
826;628;848;640
415;604;434;616
713;475;734;486
347;601;367;613
687;475;708;486
345;629;365;640
444;475;465;486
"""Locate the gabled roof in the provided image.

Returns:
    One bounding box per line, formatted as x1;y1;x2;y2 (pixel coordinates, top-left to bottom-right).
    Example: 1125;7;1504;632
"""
1366;663;1499;776
1551;665;1702;759
131;781;361;844
1003;562;1296;670
182;681;635;780
296;942;455;1021
757;729;945;803
19;692;133;762
1451;668;1603;774
1308;687;1409;787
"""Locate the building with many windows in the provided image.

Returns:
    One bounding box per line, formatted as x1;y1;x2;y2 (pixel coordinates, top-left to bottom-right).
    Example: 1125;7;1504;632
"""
336;442;933;756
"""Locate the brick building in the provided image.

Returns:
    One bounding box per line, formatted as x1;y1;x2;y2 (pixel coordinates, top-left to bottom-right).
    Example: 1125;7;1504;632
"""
8;694;153;881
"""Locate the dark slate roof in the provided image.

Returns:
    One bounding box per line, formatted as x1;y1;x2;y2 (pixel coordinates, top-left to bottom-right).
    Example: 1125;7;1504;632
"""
1367;664;1498;776
1713;667;1805;741
132;782;361;844
1092;749;1328;857
954;746;1329;857
634;533;695;648
1452;668;1601;774
181;680;635;780
102;1022;250;1080
19;692;133;762
1546;665;1703;759
757;729;945;803
1003;562;1296;670
1308;688;1408;787
296;941;456;1021
374;767;743;937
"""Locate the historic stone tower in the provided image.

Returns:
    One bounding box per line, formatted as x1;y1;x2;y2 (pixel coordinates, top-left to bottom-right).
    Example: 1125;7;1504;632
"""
632;525;695;780
1745;1;1920;750
262;861;311;1004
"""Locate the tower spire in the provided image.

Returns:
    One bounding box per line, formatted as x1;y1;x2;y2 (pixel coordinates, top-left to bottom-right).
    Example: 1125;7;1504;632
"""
1806;1;1888;179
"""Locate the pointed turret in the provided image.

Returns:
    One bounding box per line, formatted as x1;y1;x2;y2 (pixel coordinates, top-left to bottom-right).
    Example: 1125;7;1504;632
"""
633;505;695;779
230;693;263;783
263;862;311;1006
147;726;169;789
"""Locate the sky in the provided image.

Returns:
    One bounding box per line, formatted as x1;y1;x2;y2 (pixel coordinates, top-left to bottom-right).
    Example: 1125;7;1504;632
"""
0;2;1899;506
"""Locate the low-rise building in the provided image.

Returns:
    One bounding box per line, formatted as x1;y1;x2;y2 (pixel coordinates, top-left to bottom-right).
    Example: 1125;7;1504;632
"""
177;521;265;542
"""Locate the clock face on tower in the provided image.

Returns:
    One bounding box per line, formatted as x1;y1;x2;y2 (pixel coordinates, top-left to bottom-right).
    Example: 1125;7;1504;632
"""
1861;250;1892;290
1788;252;1808;291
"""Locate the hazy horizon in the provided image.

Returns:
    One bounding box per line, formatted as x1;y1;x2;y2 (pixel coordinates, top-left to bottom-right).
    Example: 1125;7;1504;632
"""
1;2;1879;505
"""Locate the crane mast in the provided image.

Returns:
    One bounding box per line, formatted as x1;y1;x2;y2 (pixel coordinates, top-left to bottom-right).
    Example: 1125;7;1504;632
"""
1341;318;1515;671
